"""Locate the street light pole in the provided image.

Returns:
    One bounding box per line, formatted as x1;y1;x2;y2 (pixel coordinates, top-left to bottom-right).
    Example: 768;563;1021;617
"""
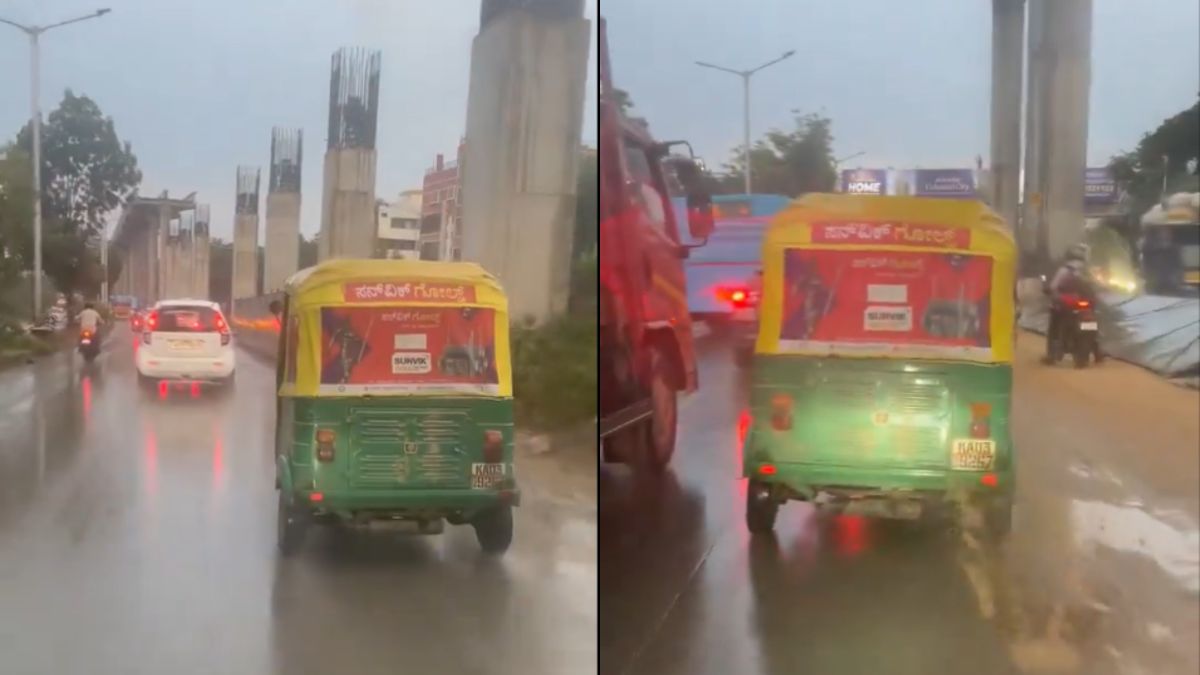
1;9;112;321
833;151;867;190
696;49;795;195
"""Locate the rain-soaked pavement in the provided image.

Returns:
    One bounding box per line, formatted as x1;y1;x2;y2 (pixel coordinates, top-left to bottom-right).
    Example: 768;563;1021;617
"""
600;332;1199;675
0;326;596;675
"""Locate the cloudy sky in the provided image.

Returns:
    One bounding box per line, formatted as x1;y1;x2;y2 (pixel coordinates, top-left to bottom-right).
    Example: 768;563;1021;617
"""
0;0;598;240
604;0;1198;174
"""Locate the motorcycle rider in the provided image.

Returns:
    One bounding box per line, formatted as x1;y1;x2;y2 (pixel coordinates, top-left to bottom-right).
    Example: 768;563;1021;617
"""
77;302;104;348
1045;244;1093;357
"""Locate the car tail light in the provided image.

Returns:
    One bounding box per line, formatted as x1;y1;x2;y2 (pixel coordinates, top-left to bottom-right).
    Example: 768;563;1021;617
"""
146;311;158;330
220;333;231;346
969;402;992;439
482;429;504;463
770;393;793;431
142;331;152;346
315;428;336;462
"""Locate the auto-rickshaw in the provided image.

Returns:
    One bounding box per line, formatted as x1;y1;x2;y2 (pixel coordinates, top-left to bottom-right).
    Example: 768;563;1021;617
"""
273;259;518;555
743;194;1017;538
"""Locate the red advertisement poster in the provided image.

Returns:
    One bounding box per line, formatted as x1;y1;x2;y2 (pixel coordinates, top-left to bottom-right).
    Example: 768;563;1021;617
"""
319;306;498;394
811;221;971;249
342;281;476;304
779;248;993;359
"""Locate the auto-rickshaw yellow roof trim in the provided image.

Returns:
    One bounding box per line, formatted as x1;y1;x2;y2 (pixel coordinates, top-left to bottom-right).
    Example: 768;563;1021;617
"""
757;194;1017;363
279;259;512;398
283;259;509;310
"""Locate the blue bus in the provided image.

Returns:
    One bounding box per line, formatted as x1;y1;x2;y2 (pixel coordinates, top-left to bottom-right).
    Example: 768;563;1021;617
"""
673;193;790;246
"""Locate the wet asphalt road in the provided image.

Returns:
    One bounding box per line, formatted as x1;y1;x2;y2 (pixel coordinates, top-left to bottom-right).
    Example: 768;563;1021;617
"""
600;332;1199;675
0;326;596;675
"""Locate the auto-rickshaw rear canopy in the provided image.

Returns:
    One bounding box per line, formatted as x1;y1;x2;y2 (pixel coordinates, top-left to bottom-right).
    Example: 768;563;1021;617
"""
756;194;1017;363
280;259;512;398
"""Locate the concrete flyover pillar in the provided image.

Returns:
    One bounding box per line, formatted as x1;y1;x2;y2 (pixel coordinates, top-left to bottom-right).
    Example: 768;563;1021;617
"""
194;204;211;300
319;48;381;261
1027;0;1093;266
265;128;303;291
990;0;1024;236
461;0;591;321
233;166;261;304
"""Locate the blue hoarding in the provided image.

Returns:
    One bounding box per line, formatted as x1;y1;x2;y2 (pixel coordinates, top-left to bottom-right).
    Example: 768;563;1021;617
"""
840;169;887;195
1085;168;1117;205
913;169;976;199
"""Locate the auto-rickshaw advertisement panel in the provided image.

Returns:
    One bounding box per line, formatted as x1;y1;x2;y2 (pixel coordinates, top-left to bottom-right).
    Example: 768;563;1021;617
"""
776;248;995;361
757;194;1016;363
280;259;512;398
317;305;500;395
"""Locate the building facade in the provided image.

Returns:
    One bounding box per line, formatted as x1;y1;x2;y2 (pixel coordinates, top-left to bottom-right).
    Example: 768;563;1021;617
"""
420;141;465;261
376;190;422;259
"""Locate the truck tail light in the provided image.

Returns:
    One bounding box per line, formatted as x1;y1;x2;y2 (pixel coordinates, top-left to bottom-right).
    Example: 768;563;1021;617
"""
969;402;992;439
770;393;793;431
315;428;336;462
482;429;504;463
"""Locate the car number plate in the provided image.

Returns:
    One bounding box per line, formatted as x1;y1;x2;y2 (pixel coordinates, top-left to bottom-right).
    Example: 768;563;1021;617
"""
170;339;200;351
1079;322;1098;331
951;439;996;471
470;463;506;489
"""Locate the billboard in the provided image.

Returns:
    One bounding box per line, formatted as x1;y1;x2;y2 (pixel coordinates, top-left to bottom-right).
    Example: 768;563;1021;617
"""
778;247;993;360
840;169;888;195
1084;168;1117;205
913;169;976;199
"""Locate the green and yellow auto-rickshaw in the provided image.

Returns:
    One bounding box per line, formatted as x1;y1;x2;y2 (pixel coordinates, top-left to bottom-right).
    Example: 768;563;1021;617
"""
273;259;518;555
742;194;1017;538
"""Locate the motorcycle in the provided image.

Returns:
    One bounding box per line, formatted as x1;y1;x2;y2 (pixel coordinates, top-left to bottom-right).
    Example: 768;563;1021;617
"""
1048;293;1102;368
78;329;100;364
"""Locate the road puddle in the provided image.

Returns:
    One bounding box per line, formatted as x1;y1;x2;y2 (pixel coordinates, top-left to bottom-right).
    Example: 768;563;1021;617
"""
1070;499;1199;595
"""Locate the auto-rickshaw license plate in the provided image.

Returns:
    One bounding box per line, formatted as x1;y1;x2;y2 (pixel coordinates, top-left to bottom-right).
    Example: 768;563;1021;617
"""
471;463;506;489
951;439;996;470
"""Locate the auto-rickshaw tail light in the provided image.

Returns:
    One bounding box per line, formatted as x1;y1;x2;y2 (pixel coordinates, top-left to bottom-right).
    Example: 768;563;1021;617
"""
315;428;336;462
770;393;793;431
969;402;992;439
483;429;504;463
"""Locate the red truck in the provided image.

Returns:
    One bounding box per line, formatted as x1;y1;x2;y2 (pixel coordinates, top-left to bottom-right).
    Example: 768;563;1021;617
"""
598;17;714;470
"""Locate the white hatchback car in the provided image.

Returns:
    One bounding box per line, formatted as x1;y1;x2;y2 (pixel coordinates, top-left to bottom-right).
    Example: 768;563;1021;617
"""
135;299;235;387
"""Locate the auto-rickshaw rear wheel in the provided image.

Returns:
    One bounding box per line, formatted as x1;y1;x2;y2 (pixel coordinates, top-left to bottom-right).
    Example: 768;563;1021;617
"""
277;491;308;556
745;481;778;534
473;505;513;554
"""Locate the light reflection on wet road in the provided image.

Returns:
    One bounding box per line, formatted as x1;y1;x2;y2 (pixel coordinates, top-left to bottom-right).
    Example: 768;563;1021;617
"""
0;327;596;675
600;333;1199;675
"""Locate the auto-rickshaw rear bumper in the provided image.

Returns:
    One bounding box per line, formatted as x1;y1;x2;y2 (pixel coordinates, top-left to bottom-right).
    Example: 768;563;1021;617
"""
745;461;1014;503
291;486;521;516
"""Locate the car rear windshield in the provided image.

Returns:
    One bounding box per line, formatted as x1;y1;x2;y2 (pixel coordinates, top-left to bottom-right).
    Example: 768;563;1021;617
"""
157;306;222;332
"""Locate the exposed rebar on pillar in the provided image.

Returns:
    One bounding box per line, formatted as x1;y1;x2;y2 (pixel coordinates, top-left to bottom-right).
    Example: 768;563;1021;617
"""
320;48;381;261
265;128;303;291
195;204;211;300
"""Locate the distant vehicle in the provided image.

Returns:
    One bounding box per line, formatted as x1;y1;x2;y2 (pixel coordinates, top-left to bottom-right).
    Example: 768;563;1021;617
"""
1139;192;1199;295
685;218;768;324
110;295;137;320
78;328;100;363
130;310;145;332
135;299;235;390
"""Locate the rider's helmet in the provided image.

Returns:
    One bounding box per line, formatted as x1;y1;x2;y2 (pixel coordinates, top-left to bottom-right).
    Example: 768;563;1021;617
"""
1065;243;1088;262
84;302;95;310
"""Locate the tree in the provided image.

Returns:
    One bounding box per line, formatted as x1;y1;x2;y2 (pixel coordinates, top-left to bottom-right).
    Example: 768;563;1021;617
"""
13;90;142;294
1108;97;1199;217
0;147;33;286
16;90;142;233
716;111;837;197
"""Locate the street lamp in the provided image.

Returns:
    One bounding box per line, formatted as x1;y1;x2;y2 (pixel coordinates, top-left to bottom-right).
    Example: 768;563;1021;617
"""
1;8;111;320
832;151;867;191
695;49;795;195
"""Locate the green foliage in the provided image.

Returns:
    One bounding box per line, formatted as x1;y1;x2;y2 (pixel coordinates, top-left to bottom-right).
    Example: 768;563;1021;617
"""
716;111;837;197
0;146;32;287
12;90;141;295
574;149;597;259
511;314;597;431
568;250;597;317
1108;97;1199;216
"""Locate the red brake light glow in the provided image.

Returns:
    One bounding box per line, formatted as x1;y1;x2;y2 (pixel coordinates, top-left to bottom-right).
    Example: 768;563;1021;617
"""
758;464;778;476
980;473;998;488
1076;300;1091;309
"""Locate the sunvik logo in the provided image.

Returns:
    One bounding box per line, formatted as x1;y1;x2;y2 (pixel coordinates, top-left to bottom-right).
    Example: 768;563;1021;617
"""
391;352;432;374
